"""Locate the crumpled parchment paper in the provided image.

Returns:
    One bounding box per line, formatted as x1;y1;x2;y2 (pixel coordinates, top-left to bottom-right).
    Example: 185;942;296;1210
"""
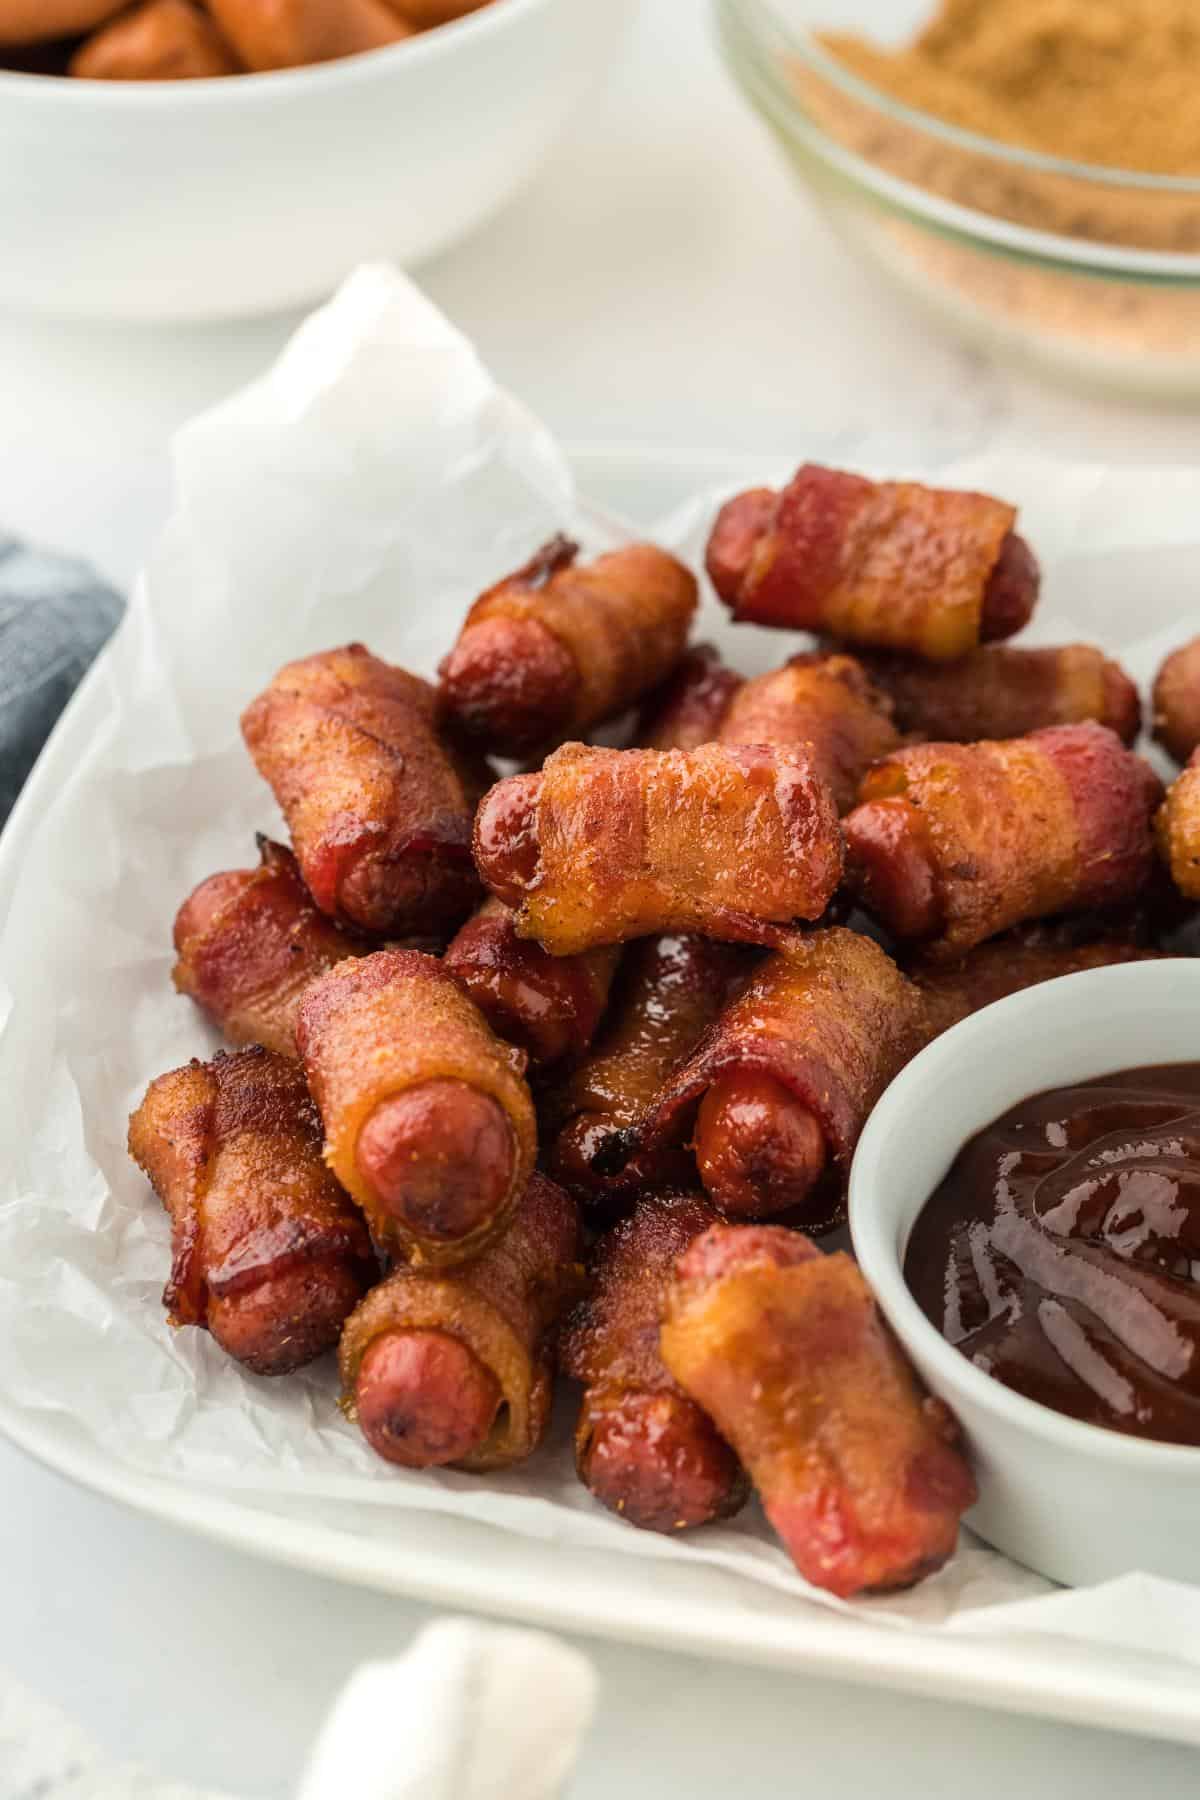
1;265;1198;1663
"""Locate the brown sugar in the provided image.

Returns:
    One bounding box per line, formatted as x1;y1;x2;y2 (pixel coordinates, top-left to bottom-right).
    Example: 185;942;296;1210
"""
823;0;1200;176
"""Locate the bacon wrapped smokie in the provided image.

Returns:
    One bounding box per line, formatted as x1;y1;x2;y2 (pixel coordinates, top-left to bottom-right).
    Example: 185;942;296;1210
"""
438;537;698;757
561;1193;746;1532
549;934;750;1204
128;1046;374;1375
1153;637;1200;766
206;0;411;70
297;950;537;1265
912;930;1163;1039
241;645;487;938
443;897;621;1072
844;723;1163;962
474;741;843;957
339;1173;580;1472
172;838;366;1057
610;930;925;1225
70;0;241;77
718;652;899;813
636;642;744;751
707;464;1038;660
660;1226;977;1596
858;645;1141;747
1157;751;1200;902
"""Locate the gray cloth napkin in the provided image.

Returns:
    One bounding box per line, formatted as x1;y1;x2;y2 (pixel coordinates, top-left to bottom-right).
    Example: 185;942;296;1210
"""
0;536;124;829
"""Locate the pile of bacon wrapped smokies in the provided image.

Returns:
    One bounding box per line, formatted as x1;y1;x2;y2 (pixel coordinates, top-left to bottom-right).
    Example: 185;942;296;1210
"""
126;463;1200;1601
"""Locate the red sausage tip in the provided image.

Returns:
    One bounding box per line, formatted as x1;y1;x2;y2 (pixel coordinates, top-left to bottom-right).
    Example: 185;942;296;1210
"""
173;870;254;954
473;773;543;907
355;1329;501;1467
694;1072;828;1219
981;532;1040;643
843;796;943;941
440;616;578;755
705;488;776;606
580;1392;742;1532
356;1078;515;1244
207;1260;365;1378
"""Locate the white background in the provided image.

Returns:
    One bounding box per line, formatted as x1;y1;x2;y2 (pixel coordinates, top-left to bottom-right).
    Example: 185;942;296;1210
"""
1;3;1199;1793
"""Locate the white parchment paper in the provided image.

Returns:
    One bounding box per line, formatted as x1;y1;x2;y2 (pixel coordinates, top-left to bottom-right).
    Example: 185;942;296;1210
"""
2;266;1199;1661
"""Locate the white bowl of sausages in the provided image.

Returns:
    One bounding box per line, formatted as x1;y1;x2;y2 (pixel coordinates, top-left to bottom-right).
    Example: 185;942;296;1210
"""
850;960;1200;1590
0;0;630;321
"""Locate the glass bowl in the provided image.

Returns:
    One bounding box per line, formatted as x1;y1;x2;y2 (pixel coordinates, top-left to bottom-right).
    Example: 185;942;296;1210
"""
716;0;1200;399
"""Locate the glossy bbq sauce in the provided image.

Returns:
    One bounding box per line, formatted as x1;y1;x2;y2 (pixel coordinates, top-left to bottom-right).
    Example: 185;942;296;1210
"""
905;1065;1200;1445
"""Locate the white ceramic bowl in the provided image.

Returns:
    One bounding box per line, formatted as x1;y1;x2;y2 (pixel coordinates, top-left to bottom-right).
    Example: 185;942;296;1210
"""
850;959;1200;1589
0;0;631;321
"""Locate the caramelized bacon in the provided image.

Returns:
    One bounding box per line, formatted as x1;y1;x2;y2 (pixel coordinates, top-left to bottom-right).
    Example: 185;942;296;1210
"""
339;1173;580;1472
561;1193;746;1531
1158;750;1200;901
859;644;1141;746
444;897;620;1071
172;838;366;1057
439;538;698;756
241;644;487;938
474;741;843;956
547;934;751;1206
845;723;1163;961
636;642;744;751
707;465;1036;660
128;1046;373;1375
612;929;926;1224
297;949;537;1265
660;1226;977;1596
718;652;899;812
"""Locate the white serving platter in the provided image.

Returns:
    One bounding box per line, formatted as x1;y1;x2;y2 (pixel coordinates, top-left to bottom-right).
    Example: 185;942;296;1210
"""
3;436;1200;1751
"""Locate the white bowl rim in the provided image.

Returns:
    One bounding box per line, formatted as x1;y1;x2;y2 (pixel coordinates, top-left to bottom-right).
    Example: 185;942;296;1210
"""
0;0;550;107
850;958;1200;1473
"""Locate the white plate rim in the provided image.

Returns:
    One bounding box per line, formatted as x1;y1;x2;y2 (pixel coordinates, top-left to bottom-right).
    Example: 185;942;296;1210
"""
3;444;1199;1748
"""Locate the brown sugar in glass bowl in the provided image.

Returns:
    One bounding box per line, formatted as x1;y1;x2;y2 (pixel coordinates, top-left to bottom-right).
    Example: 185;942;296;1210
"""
717;0;1200;396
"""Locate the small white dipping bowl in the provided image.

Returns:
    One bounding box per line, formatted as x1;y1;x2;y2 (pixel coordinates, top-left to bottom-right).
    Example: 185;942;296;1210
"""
0;0;632;321
850;958;1200;1589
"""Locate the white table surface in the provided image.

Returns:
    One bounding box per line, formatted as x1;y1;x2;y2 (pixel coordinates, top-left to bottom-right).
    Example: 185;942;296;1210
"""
2;3;1199;1794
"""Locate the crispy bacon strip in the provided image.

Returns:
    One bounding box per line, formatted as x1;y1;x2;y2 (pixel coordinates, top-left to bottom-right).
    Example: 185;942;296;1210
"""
636;642;744;751
127;1046;374;1375
912;929;1165;1038
718;652;899;813
707;465;1037;660
844;723;1163;961
561;1193;746;1532
443;897;620;1072
660;1226;977;1597
241;644;487;938
611;929;926;1225
172;838;366;1057
859;644;1141;747
438;538;698;756
297;950;537;1266
474;741;843;956
547;934;751;1206
1153;637;1200;766
339;1173;580;1472
1157;750;1200;902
